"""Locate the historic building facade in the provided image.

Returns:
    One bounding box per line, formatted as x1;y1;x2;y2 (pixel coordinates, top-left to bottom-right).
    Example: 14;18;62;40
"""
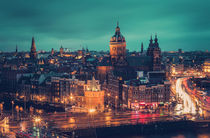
97;22;164;109
122;80;170;109
84;77;104;111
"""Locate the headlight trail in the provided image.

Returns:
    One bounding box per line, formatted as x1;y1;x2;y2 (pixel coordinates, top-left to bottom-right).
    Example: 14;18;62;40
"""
176;78;196;115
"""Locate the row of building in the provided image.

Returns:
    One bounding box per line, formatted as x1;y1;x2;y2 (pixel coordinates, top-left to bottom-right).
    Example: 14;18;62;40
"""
0;22;177;111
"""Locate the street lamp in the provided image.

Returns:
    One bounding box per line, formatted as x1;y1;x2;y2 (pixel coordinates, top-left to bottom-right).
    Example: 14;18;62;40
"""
34;116;41;124
15;105;19;120
107;93;110;108
69;94;74;105
115;96;118;110
12;101;14;119
89;108;96;113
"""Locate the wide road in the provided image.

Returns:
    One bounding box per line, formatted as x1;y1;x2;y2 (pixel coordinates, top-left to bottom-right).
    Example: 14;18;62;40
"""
3;110;173;137
175;78;197;115
46;110;171;130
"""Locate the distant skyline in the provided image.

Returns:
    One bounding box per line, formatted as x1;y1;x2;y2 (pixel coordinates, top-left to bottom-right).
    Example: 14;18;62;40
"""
0;0;210;52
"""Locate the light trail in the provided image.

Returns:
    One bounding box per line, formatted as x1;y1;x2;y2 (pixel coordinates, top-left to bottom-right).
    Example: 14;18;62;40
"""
175;78;197;115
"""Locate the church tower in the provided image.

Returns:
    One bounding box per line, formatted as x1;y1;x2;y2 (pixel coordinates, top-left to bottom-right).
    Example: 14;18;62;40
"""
152;34;161;71
30;37;37;60
146;35;154;57
141;42;143;54
109;22;126;64
147;35;161;71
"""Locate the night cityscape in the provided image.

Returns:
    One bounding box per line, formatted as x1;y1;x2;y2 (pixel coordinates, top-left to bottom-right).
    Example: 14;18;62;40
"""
0;1;210;138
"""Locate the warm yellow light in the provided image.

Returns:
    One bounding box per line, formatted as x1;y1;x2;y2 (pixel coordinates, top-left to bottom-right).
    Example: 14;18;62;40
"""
34;116;41;123
89;108;96;113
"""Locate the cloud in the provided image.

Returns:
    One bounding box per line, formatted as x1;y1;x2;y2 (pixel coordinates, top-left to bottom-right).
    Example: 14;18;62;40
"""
0;0;209;52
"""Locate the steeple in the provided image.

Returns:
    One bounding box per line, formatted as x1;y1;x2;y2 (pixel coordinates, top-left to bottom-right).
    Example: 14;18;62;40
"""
150;35;153;44
154;33;158;43
153;34;159;48
147;35;154;57
141;42;143;54
31;37;36;49
16;45;18;53
148;35;154;48
30;37;37;59
115;21;120;35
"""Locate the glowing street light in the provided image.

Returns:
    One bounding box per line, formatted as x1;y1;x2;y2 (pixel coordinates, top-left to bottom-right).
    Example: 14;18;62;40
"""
12;101;14;119
89;108;96;113
34;116;41;124
16;105;19;120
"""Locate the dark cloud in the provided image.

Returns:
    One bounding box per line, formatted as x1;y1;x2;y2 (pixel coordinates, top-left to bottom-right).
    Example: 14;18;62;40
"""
0;0;209;52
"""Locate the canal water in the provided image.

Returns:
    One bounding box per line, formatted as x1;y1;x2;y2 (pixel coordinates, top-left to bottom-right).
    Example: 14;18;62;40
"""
108;132;210;138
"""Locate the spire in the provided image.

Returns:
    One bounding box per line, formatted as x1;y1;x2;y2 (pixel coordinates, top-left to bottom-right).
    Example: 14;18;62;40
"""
154;33;158;43
141;42;143;53
31;37;36;52
31;37;36;49
16;45;18;53
150;35;153;43
30;37;37;59
115;21;120;34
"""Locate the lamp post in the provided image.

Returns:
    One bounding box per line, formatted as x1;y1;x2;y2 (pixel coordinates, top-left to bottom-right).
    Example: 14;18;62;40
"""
70;95;74;105
115;96;118;110
15;105;19;121
107;93;110;109
12;101;14;119
19;106;23;120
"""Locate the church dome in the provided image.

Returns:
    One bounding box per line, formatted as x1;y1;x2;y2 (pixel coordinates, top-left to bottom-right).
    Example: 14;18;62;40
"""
110;23;125;42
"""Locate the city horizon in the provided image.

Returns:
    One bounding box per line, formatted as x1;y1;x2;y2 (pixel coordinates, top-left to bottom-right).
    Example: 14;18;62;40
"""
0;1;210;137
1;34;209;53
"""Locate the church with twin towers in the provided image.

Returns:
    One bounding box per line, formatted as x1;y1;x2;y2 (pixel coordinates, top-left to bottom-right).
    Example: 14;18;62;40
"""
97;22;162;81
